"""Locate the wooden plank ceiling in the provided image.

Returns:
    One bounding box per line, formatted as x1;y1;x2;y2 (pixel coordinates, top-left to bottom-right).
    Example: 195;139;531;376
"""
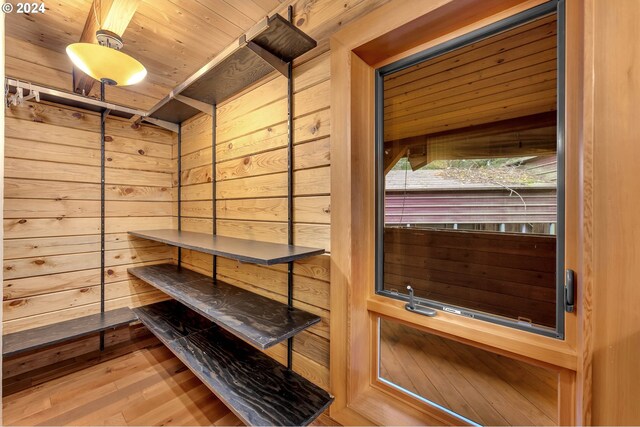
5;0;282;109
383;13;558;168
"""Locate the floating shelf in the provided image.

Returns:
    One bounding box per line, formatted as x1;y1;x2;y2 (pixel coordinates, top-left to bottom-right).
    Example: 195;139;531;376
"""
2;307;137;357
128;263;320;349
134;300;333;426
147;14;317;124
128;229;325;265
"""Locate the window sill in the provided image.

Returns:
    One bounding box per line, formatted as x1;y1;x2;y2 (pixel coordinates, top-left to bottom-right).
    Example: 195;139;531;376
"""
367;295;577;370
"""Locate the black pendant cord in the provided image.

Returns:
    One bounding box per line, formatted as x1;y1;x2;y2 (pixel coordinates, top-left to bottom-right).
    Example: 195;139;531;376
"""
177;124;182;268
99;81;106;351
286;4;294;371
212;104;217;282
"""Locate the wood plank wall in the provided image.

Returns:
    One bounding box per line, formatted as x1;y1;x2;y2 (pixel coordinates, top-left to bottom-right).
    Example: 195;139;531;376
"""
3;101;175;335
169;0;392;392
1;0;392;392
384;227;557;327
176;50;332;390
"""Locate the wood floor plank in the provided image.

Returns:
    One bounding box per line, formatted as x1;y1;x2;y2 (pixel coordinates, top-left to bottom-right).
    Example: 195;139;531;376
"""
101;412;127;426
3;345;339;427
125;383;218;426
163;393;229;426
7;350;191;426
1;392;51;424
8;347;182;425
121;374;202;422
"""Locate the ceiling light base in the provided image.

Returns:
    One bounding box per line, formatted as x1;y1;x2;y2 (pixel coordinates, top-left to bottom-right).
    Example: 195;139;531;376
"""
96;30;123;50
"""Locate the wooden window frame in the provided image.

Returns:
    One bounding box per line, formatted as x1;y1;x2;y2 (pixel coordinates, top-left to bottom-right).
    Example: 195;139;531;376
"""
329;0;586;425
374;1;566;338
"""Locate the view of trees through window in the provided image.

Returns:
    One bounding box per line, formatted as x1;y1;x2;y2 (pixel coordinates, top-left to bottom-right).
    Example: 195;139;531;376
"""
386;154;557;235
378;11;560;332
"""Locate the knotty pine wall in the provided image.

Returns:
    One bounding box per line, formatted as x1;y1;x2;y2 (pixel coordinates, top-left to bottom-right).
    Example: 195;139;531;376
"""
169;0;393;391
3;101;175;334
176;51;331;389
2;0;392;391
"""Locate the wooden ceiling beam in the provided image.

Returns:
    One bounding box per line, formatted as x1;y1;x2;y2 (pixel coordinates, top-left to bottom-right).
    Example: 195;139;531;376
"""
384;112;557;147
385;113;558;171
407;145;430;171
384;141;408;175
73;0;141;96
404;132;557;171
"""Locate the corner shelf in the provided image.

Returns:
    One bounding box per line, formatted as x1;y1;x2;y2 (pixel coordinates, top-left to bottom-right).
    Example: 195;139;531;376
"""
147;14;317;124
2;308;138;357
128;263;320;349
134;300;333;426
128;229;325;265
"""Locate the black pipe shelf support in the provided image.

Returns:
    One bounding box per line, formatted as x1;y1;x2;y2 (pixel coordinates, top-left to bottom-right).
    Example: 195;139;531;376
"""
177;123;182;267
286;4;295;372
100;81;106;351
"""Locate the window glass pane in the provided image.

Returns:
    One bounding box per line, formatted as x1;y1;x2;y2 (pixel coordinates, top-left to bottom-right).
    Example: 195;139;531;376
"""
380;12;559;331
379;318;559;426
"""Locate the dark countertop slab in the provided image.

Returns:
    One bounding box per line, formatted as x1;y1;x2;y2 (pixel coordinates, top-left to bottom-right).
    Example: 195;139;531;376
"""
134;301;333;426
128;263;320;349
128;229;325;265
3;307;137;357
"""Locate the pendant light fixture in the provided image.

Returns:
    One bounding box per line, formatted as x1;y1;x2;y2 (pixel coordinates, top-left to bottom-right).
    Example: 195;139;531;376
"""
67;29;146;86
67;0;146;87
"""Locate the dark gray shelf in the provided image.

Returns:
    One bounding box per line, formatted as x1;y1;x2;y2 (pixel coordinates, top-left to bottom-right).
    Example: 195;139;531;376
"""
147;14;316;124
128;263;320;349
128;229;324;265
2;307;137;357
134;300;333;426
179;40;280;106
150;98;202;123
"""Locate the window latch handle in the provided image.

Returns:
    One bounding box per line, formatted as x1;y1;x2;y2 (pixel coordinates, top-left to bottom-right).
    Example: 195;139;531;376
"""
565;269;575;313
405;285;436;317
407;285;416;309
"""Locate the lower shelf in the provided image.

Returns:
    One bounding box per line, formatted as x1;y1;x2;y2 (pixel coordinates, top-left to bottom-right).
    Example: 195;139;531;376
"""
2;307;137;357
134;300;333;426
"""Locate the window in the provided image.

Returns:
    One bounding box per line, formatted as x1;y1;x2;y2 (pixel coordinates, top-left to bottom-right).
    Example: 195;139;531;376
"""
375;4;565;337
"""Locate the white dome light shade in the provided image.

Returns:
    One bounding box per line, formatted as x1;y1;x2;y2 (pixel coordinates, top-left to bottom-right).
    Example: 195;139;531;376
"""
66;43;147;86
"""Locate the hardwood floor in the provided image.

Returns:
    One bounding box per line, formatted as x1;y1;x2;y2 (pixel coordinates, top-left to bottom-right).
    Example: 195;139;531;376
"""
2;344;338;426
380;320;558;426
3;320;557;426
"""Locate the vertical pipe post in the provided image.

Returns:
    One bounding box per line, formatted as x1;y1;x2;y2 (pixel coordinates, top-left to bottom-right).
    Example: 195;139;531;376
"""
177;123;182;267
99;82;106;351
212;105;217;282
286;4;294;371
